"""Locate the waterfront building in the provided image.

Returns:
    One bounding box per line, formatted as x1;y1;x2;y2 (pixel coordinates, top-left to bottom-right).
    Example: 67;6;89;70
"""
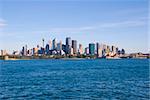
111;46;116;53
52;38;57;50
61;50;65;55
22;46;26;56
71;47;74;55
27;49;33;56
72;40;77;54
106;45;110;55
116;47;119;54
45;44;50;54
121;49;125;55
57;41;62;51
66;37;71;55
96;43;100;57
96;43;103;57
25;45;28;56
62;44;66;53
78;44;83;54
49;40;52;50
1;50;7;56
33;46;39;55
85;47;89;55
89;43;95;55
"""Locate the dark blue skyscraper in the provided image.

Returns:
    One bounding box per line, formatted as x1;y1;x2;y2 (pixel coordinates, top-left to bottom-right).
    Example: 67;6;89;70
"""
72;40;77;54
66;37;71;54
45;44;49;54
89;43;95;55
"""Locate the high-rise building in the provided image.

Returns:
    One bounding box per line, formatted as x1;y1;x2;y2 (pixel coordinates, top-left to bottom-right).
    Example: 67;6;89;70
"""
22;46;26;56
89;43;95;55
57;41;62;51
85;47;89;55
72;40;77;54
96;43;100;56
45;44;49;54
49;40;52;50
66;37;71;55
52;38;57;50
96;43;102;57
78;44;83;54
62;44;66;53
66;37;71;46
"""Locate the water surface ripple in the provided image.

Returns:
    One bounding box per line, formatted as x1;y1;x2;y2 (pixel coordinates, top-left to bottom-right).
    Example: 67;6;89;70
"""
0;59;149;99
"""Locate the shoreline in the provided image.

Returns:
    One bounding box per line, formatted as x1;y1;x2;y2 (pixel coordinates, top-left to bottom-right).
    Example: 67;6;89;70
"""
0;57;149;61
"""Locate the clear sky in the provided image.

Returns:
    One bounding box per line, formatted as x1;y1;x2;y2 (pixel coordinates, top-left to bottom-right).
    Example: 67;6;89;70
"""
0;0;149;53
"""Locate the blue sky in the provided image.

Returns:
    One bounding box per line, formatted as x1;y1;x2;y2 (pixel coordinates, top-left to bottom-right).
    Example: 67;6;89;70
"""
0;0;149;53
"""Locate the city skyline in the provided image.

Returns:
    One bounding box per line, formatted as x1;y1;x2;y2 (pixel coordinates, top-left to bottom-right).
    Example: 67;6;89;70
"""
4;36;125;59
0;0;149;53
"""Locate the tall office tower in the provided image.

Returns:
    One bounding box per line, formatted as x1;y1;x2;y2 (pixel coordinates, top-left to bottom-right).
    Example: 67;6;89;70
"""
78;44;83;54
49;40;52;50
66;37;71;54
96;43;102;57
45;44;49;54
72;40;77;54
96;43;100;56
52;38;57;50
22;46;24;55
62;44;66;53
89;43;95;55
57;41;62;51
78;44;84;54
42;38;45;48
66;37;71;46
85;47;89;55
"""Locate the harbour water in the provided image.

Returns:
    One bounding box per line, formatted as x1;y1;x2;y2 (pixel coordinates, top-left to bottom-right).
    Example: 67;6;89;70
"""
0;59;149;99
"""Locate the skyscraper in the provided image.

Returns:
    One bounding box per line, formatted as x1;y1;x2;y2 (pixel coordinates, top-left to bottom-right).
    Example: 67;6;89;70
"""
85;47;89;55
57;41;62;51
96;43;102;57
62;44;66;53
78;44;83;54
66;37;71;46
66;37;71;55
72;40;77;54
49;40;52;50
45;44;49;54
52;38;57;50
89;43;95;55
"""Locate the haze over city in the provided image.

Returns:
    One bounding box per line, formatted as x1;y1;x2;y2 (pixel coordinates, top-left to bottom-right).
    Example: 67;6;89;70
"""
0;0;149;53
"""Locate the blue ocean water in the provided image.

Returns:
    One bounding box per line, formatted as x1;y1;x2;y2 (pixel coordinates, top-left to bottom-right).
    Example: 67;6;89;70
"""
0;59;149;100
